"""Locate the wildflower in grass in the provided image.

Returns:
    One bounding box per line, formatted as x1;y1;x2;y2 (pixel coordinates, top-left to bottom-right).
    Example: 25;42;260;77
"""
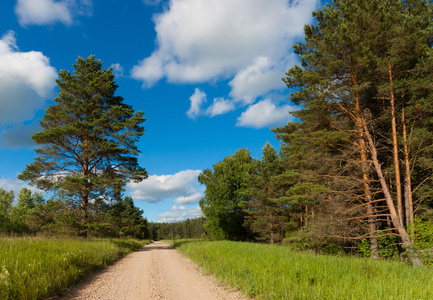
0;266;10;286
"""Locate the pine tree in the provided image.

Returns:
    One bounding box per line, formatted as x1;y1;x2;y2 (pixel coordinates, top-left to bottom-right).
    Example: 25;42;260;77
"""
282;0;433;263
243;143;293;244
18;56;148;236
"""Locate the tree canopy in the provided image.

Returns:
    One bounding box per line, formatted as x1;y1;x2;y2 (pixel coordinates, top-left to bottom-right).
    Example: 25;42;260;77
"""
198;149;252;240
18;56;148;235
197;0;433;265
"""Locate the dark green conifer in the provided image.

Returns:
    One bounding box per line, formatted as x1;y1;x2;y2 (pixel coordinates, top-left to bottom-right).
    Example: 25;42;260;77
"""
18;56;148;235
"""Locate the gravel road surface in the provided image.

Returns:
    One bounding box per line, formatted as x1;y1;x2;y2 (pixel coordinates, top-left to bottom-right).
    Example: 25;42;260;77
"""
61;241;248;300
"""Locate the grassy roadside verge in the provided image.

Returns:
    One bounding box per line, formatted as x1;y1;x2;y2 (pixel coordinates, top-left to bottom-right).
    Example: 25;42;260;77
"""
172;240;433;300
0;237;150;299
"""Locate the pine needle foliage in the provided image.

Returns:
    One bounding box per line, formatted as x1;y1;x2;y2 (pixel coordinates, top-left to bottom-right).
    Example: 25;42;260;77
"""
18;56;148;233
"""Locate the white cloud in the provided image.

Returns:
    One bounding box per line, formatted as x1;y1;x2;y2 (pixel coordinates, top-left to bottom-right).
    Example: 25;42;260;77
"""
186;88;206;119
236;99;295;129
110;63;124;77
187;92;235;119
173;192;202;205
205;98;235;117
132;0;318;102
0;31;57;126
15;0;92;27
157;205;203;223
229;56;290;104
0;178;43;195
131;54;164;88
127;169;202;203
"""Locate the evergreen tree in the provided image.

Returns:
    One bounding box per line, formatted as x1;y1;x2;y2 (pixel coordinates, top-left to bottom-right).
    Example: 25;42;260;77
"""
102;196;149;238
18;56;148;236
281;0;433;263
243;143;293;244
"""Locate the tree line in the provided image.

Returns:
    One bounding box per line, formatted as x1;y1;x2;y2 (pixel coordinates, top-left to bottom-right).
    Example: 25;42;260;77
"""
199;0;433;264
147;217;206;240
0;187;149;238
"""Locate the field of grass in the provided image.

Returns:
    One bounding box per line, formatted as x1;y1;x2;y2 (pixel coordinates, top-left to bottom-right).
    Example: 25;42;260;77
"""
173;240;433;300
0;237;150;299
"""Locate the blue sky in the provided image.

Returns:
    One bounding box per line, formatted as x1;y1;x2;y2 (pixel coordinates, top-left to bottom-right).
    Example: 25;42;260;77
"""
0;0;322;222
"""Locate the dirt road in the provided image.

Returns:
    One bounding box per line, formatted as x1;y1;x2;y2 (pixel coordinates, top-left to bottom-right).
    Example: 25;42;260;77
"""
62;241;248;300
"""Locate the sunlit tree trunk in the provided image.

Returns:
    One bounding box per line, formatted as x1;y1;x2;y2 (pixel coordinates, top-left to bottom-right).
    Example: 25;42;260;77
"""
363;121;422;265
401;103;414;234
356;93;379;260
388;63;404;226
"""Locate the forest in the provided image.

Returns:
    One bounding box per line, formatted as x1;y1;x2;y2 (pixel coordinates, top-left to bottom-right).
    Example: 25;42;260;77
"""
199;0;433;263
2;0;433;266
0;187;205;240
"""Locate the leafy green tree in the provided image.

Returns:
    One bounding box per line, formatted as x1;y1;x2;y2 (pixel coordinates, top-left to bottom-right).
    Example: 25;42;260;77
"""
10;188;45;234
18;56;148;236
0;188;14;234
198;149;252;240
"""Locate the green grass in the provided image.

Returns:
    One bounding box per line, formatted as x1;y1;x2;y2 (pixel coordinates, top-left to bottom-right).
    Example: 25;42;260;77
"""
0;237;150;299
172;240;433;300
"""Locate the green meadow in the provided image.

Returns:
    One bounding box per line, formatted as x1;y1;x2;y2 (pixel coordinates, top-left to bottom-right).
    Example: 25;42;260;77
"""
173;240;433;300
0;237;149;299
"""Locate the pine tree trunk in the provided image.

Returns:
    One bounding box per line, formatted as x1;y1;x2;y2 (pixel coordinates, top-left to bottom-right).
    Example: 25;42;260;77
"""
81;196;89;238
366;201;379;260
81;185;90;238
361;138;379;259
300;214;303;230
355;94;379;259
305;205;308;228
401;103;414;234
363;121;422;265
389;64;404;226
312;207;315;226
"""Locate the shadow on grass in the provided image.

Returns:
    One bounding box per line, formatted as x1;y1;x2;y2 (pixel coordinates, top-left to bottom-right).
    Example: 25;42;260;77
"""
108;239;150;251
171;239;204;249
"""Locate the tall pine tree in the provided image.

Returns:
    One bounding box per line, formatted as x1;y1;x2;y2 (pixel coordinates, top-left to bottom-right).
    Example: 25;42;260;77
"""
19;56;148;236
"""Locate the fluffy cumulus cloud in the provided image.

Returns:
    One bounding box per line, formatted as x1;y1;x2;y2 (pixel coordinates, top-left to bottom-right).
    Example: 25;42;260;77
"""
205;98;235;117
127;169;202;203
0;31;57;131
236;99;295;129
157;205;202;223
132;0;318;103
0;178;43;195
229;56;296;104
186;90;235;119
110;63;124;77
186;88;207;119
173;192;202;205
15;0;92;27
